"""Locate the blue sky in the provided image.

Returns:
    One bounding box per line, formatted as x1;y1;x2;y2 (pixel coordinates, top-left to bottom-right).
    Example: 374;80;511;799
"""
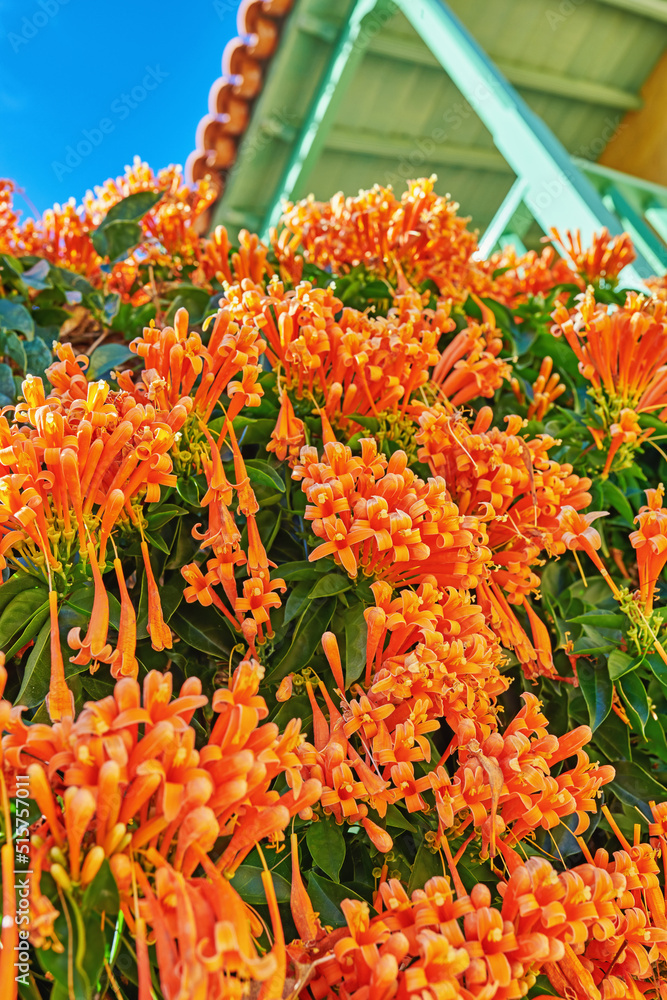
0;0;238;217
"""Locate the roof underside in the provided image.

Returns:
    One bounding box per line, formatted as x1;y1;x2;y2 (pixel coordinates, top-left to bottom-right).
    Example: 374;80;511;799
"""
200;0;667;244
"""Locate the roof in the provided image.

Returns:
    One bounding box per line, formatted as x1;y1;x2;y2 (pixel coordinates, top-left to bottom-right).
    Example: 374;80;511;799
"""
185;0;294;220
186;0;667;243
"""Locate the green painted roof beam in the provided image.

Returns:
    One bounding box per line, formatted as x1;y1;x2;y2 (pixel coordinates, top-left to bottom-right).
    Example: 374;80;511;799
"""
603;189;667;272
645;203;667;244
365;34;642;109
324;124;511;172
499;233;527;255
478;178;528;257
596;0;667;23
494;62;641;111
577;157;667;206
259;0;393;238
393;0;652;286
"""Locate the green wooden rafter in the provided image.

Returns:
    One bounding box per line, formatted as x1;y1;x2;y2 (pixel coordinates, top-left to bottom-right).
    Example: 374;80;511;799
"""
258;0;663;285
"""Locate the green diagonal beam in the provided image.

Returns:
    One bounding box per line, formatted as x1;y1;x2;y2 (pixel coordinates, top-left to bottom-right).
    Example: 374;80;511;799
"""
478;178;528;257
393;0;652;285
260;0;393;238
603;188;667;273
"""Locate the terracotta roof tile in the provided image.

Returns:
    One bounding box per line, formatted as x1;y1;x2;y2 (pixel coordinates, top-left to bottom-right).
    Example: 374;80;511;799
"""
185;0;295;225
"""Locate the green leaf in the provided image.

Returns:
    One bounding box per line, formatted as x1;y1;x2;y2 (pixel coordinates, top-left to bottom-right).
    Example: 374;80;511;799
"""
35;892;94;1000
530;974;561;997
231;866;291;904
344;602;367;687
266;598;336;683
170;604;234;658
21;258;51;290
572;625;619;655
49;265;94;295
608;650;637;681
284;581;311;626
0;584;50;650
610;761;667;819
14;619;51;707
347;414;379;432
306;873;365;928
0;361;15;403
176;477;201;507
2;330;27;371
32;306;70;327
244;459;286;493
92;219;142;261
104;190;164;226
646;651;667;692
254;507;283;550
577;657;612;731
618;672;650;738
0;252;23;278
91;190;162;259
408;842;442;893
593;710;631;761
455;847;494;890
644;714;667;765
155;573;186;624
65;583;121;631
0;299;34;337
82;858;120;916
165;286;211;326
568;611;626;628
104;292;121;323
277;560;325;581
143;529;172;555
384;804;418;833
603;480;635;526
24;337;53;378
2;600;49;659
146;503;188;531
306;818;346;881
87;342;134;379
0;573;44;616
308;573;352;599
232;416;276;446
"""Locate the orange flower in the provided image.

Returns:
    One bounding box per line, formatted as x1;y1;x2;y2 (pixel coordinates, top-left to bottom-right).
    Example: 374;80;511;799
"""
141;540;172;651
68;542;112;667
550;226;636;284
308;516;375;577
267;388;305;463
601;407;651;477
46;589;74;721
629;485;667;612
108;558;138;679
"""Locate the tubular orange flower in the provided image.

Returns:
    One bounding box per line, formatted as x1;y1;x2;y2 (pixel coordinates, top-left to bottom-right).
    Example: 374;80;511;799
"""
267;387;305;463
141;540;172;651
550;226;636;284
558;506;621;598
627;486;667;622
47;589;75;721
601;407;651;477
68;542;112;667
109;557;138;679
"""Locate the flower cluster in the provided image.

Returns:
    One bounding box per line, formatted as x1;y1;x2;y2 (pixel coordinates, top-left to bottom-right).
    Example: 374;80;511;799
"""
295;436;488;590
552;288;667;476
550;227;637;286
414;403;592;675
274;176;479;299
1;168;667;1000
0;659;317;999
293;831;667;1000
